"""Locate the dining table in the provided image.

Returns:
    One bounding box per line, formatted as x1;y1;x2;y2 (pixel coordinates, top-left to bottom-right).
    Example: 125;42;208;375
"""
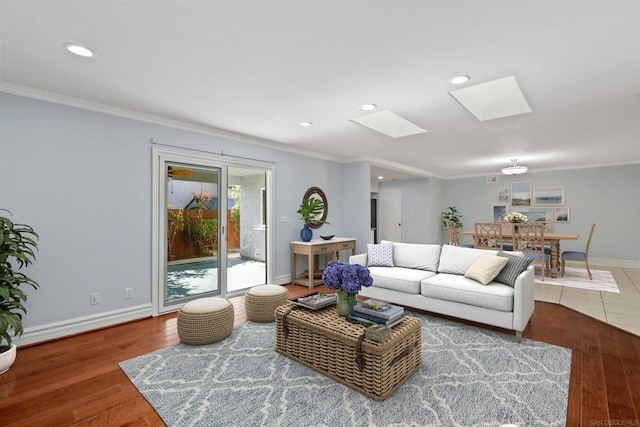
459;229;579;278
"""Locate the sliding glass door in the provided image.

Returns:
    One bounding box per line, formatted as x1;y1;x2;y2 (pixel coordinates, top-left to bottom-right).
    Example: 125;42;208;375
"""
165;163;222;306
153;148;272;314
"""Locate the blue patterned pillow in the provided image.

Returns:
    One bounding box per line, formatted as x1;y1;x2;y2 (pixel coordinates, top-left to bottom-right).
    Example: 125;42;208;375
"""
367;243;394;267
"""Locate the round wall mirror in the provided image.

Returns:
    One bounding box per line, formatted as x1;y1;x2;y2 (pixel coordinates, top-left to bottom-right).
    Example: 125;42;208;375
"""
302;187;328;229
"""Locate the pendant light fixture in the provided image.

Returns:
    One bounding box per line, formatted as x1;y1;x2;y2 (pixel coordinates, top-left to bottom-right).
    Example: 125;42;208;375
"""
501;158;528;175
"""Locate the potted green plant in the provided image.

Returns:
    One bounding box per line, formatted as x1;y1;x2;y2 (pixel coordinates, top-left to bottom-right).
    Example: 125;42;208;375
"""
441;206;464;230
297;198;328;241
0;209;39;374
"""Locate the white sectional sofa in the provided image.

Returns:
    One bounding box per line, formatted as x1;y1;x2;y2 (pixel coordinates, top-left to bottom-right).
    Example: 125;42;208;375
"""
349;242;535;341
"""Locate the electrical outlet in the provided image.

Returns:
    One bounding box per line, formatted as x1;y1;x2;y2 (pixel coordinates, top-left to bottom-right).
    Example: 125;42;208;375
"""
125;288;133;299
90;292;99;306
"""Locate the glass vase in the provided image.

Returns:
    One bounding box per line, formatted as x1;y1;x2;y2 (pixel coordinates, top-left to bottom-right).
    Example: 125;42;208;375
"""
336;289;357;317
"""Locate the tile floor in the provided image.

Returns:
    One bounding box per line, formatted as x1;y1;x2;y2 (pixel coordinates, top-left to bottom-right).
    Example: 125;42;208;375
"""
535;264;640;336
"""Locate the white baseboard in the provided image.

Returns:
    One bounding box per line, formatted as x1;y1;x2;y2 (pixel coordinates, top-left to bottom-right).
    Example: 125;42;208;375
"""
274;274;291;285
588;257;640;269
17;258;636;348
16;304;153;347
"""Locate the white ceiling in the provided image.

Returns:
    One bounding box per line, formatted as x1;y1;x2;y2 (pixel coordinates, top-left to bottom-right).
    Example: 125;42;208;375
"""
1;1;639;180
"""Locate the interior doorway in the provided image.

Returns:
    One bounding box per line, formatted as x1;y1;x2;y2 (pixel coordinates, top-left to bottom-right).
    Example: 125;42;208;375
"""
379;187;403;242
226;166;268;293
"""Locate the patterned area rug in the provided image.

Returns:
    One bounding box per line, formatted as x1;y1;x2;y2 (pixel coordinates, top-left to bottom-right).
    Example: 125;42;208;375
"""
536;266;619;293
120;314;571;427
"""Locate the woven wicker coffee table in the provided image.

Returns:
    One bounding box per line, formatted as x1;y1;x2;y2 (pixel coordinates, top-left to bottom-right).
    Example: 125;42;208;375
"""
275;302;422;401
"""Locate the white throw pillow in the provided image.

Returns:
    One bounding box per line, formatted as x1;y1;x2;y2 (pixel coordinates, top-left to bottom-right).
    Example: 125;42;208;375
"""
367;243;394;267
464;255;509;285
437;245;498;275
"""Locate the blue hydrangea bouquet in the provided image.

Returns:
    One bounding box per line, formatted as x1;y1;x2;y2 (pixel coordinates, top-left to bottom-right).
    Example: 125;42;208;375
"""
322;261;373;316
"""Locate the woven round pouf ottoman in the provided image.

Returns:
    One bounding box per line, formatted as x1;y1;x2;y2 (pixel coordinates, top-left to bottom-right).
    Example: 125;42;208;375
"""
177;297;234;345
245;284;290;322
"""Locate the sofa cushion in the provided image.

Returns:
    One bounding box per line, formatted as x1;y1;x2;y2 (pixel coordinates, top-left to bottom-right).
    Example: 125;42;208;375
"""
421;273;514;312
382;240;441;272
368;266;436;294
494;251;533;287
367;243;394;267
464;254;509;285
437;245;498;275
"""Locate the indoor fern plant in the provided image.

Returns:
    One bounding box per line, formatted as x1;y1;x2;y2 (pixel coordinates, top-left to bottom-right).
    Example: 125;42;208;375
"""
0;209;39;360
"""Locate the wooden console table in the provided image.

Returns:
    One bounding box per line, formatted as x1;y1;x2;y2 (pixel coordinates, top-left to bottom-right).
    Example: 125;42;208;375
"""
290;237;356;288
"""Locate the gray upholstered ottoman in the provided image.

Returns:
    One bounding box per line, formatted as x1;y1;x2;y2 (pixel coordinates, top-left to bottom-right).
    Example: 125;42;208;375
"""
177;297;234;345
245;284;290;322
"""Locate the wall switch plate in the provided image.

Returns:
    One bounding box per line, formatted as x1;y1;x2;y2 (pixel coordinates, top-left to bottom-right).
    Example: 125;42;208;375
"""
90;292;99;306
125;288;133;299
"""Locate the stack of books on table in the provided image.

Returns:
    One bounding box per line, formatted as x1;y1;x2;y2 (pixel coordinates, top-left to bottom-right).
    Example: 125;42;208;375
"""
347;299;405;327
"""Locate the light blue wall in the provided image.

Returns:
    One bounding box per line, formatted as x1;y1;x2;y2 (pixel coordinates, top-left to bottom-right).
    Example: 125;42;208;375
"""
341;161;370;255
441;165;640;263
2;91;638;343
0;92;348;333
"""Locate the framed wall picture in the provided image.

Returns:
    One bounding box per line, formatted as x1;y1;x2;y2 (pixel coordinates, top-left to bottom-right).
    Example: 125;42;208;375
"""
533;186;565;206
491;203;509;222
555;207;570;222
511;181;531;206
497;187;510;202
518;207;555;232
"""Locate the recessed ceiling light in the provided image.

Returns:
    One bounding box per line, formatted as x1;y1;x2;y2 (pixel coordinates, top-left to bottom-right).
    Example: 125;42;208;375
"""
361;104;377;111
378;176;384;180
299;121;313;127
450;75;470;85
64;43;95;58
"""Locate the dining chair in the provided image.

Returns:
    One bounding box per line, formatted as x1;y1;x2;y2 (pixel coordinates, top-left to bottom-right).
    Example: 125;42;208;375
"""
561;223;596;279
497;222;514;251
511;223;549;281
446;221;473;247
474;222;503;250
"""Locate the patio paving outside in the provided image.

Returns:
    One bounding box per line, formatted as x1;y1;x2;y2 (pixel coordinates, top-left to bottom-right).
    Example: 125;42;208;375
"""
166;257;266;299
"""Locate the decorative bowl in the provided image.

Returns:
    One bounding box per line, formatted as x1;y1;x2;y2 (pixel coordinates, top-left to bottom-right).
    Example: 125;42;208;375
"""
320;235;335;240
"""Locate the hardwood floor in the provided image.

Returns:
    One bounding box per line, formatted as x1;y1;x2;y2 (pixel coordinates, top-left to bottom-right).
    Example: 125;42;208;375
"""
1;284;638;426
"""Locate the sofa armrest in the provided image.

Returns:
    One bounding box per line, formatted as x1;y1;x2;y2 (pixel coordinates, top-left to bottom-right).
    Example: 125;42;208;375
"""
349;253;367;266
512;265;536;334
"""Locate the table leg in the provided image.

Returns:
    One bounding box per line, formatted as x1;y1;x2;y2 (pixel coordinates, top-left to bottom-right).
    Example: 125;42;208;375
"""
291;251;296;286
550;241;560;278
308;252;315;289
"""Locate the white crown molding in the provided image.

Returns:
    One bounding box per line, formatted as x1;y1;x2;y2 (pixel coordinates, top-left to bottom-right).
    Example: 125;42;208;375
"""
347;155;441;179
439;161;640;180
0;81;338;163
5;82;635;181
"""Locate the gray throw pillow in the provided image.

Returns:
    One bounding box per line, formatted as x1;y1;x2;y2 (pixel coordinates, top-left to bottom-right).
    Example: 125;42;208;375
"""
367;243;394;267
494;251;533;287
